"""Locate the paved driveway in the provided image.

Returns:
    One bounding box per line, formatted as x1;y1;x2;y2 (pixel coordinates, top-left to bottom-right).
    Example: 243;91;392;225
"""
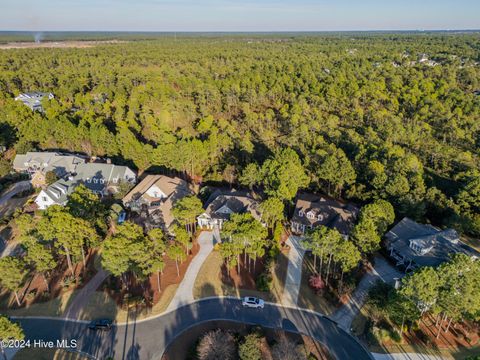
166;230;216;311
15;298;373;360
281;235;306;307
0;180;31;205
331;255;404;331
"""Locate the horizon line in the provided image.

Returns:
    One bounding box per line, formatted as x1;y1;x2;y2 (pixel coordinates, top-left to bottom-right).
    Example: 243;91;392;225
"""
1;29;480;33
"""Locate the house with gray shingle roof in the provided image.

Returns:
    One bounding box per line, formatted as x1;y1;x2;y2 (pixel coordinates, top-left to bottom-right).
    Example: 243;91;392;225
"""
13;152;86;187
197;189;262;230
385;217;479;273
35;163;136;210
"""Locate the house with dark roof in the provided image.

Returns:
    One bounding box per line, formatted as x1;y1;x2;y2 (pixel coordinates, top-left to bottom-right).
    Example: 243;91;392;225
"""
15;92;54;112
123;174;194;232
35;163;136;210
197;189;262;230
290;193;359;237
385;217;479;273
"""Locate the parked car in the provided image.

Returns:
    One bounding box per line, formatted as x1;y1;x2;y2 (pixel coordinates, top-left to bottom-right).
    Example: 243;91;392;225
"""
88;319;113;331
242;297;265;309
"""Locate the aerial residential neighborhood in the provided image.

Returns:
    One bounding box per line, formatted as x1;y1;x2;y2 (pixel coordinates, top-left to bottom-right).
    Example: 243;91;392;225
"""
0;2;479;360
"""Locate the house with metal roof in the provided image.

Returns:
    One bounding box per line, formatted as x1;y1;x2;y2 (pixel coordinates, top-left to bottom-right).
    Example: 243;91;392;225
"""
197;189;262;230
290;193;359;237
15;92;54;112
385;217;479;273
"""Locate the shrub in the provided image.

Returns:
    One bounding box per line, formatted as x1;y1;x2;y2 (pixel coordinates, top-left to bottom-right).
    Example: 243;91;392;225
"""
238;333;262;360
308;274;325;293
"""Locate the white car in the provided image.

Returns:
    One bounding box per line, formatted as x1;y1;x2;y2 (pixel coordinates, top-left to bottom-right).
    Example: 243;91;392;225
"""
242;297;265;309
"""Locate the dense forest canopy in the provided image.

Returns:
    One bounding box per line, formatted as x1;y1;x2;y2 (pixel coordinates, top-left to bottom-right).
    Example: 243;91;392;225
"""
0;34;479;233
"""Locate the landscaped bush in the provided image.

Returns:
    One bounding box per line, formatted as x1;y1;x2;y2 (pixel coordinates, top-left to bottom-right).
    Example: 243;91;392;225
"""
238;332;262;360
308;274;325;293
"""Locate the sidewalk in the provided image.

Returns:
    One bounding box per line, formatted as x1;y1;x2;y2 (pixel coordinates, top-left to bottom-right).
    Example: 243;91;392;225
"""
331;255;403;331
166;230;217;311
280;235;306;307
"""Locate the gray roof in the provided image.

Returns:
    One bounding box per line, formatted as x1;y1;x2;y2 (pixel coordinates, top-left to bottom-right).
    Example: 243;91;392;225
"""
74;163;135;193
41;162;135;206
291;193;359;235
15;92;54;111
202;189;262;222
42;178;75;205
13;152;85;176
385;217;479;268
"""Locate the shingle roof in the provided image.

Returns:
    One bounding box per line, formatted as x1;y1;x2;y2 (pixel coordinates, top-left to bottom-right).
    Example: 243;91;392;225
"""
13;152;85;176
75;163;134;192
203;190;262;222
122;175;191;204
385;217;479;268
291;193;359;235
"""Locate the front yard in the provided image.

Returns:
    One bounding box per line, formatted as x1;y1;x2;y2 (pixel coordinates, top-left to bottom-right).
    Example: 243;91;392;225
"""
296;252;340;315
351;284;480;359
193;248;289;302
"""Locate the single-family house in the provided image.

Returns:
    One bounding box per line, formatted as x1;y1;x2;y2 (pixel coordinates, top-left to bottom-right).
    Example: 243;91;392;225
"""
122;174;194;231
35;163;136;210
290;193;359;237
197;189;262;230
15;92;54;112
13;152;86;187
385;217;479;273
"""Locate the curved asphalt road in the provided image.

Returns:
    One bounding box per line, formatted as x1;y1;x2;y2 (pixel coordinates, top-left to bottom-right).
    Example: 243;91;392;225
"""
14;298;373;360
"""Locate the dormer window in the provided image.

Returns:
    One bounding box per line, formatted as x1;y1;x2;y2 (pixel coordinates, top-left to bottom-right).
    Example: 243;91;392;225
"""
299;210;304;217
86;178;91;183
93;178;98;184
317;214;324;221
100;179;105;184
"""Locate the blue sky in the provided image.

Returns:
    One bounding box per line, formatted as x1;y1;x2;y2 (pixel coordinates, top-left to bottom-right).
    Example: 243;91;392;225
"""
1;0;479;31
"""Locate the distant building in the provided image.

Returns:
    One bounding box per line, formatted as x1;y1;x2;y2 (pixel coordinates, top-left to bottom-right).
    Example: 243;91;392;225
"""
123;174;193;232
13;152;86;187
290;193;359;237
197;189;262;230
385;217;479;273
35;163;136;210
15;92;54;112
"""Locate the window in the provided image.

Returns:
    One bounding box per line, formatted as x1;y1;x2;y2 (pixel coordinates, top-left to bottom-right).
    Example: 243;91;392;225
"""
307;211;315;220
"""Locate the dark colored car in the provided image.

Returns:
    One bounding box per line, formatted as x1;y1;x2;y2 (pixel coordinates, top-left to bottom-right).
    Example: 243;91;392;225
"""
88;319;113;331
